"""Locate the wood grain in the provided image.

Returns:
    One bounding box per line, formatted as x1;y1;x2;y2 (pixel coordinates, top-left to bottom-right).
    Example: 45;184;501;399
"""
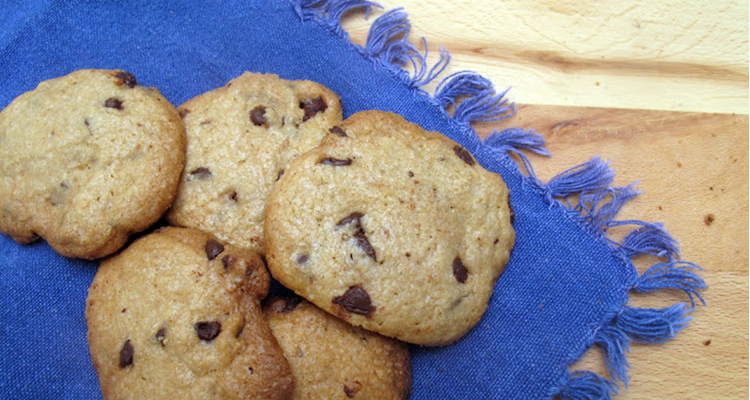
341;0;749;114
340;1;749;398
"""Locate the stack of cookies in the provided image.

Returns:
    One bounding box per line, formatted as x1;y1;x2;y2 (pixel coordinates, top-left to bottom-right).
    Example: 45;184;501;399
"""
0;69;515;399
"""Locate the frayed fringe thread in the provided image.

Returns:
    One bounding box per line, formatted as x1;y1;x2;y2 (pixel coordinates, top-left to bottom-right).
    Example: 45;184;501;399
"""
555;371;618;400
610;221;681;261
634;262;707;308
293;0;520;139
292;2;707;399
586;261;707;389
527;157;706;396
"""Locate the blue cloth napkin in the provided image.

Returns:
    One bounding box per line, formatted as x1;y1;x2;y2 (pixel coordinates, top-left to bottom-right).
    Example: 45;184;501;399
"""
0;1;705;399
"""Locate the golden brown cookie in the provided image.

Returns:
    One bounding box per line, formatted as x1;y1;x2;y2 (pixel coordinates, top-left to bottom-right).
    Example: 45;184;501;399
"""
264;110;515;346
86;227;293;400
0;69;186;259
263;297;411;400
167;72;343;254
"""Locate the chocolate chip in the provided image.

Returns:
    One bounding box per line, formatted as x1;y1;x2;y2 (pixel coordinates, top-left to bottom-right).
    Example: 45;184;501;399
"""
279;297;302;313
221;254;235;270
344;385;356;398
155;326;167;346
179;109;191;118
329;126;348;137
189;167;212;179
250;106;268;126
205;239;224;260
229;191;238;202
336;212;364;228
332;286;375;318
300;96;327;122
104;98;123;110
318;157;353;166
408;171;414;178
353;230;377;261
115;71;137;88
452;257;468;283
335;213;377;261
276;169;285;181
296;254;309;264
195;321;222;341
119;340;134;368
508;195;515;224
453;145;475;166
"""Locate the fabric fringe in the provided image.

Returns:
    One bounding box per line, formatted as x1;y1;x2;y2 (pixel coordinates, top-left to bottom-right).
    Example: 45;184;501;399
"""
556;371;618;400
610;220;681;261
634;262;706;307
291;2;707;399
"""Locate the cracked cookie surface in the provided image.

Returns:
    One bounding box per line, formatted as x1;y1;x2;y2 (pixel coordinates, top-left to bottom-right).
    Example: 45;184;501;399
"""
0;69;186;259
167;72;342;254
264;110;515;346
85;227;293;400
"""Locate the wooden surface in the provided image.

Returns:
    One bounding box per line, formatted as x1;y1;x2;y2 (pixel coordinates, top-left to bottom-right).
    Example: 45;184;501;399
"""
341;1;750;398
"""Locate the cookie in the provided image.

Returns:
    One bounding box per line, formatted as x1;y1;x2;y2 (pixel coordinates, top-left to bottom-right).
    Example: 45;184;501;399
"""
85;227;293;400
167;72;343;254
264;110;515;346
263;297;411;400
0;69;186;259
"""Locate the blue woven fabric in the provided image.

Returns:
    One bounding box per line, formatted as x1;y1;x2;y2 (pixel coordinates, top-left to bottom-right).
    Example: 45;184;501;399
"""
0;1;704;399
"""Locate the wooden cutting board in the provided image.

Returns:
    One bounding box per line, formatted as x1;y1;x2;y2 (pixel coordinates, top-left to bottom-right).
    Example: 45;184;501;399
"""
345;1;749;398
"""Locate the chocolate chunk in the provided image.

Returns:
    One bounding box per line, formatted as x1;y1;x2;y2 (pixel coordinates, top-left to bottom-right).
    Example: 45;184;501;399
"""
115;71;137;88
250;106;268;126
344;385;356;398
155;326;167;346
104;97;123;110
318;157;353;166
189;167;212;179
195;321;222;341
332;286;375;318
221;254;235;270
453;145;475;166
119;340;134;368
205;239;224;260
452;257;468;283
300;96;327;122
329;126;348;137
336;212;364;228
296;254;309;264
279;297;302;313
353;230;377;261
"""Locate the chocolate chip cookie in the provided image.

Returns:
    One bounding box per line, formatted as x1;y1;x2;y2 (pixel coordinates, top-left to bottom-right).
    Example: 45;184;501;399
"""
167;72;343;254
86;227;293;400
264;110;515;346
0;69;186;259
263;297;411;399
